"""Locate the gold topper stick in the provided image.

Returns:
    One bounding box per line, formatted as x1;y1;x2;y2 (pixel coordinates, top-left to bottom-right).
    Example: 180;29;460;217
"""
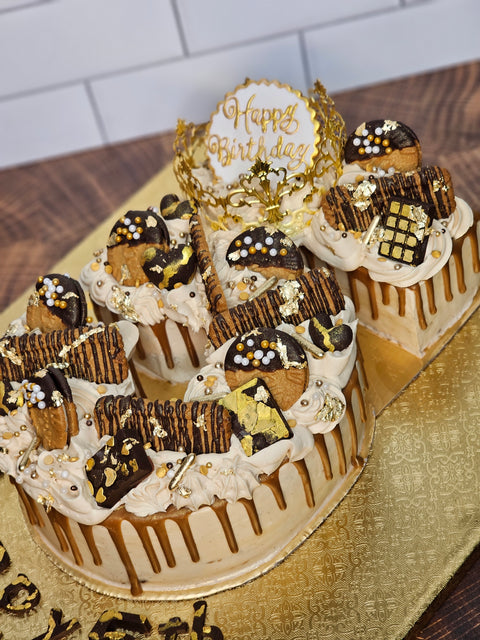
168;452;196;491
18;435;41;471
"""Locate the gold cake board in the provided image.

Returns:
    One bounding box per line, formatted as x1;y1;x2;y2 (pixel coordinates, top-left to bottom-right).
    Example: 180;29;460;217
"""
0;165;479;639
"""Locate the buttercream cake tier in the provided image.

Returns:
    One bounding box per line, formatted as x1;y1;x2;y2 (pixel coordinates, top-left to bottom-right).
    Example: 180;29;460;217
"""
11;358;371;600
0;236;374;599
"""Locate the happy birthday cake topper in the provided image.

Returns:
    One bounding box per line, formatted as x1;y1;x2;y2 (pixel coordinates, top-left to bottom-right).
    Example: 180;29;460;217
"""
206;79;320;184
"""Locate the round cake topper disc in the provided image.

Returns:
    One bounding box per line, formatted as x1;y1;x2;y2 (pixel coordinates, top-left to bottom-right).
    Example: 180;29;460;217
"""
206;79;320;184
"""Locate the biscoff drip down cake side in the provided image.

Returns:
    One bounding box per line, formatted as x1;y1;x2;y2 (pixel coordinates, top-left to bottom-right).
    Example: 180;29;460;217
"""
0;220;373;599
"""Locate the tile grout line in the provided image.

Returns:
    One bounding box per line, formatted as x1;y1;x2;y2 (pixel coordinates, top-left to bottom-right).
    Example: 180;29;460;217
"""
298;31;312;90
84;81;109;145
170;0;190;57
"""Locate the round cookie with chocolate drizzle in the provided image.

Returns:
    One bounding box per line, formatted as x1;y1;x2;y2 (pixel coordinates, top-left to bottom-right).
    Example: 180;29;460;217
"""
226;227;304;281
224;327;308;410
308;312;353;352
26;273;87;333
344;119;421;174
106;209;170;287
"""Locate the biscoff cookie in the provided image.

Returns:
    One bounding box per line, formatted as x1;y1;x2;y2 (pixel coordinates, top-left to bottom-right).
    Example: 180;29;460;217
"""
21;366;79;451
208;267;345;349
344;119;422;174
223;327;308;411
26;273;87;333
0;325;129;385
225;226;304;281
94;394;232;454
106;209;170;286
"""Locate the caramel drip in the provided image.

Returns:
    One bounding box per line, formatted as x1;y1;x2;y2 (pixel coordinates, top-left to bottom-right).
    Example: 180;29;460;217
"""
12;479;42;527
151;320;174;369
342;365;366;467
48;510;83;566
292;459;315;508
238;498;262;535
380;282;390;306
395;287;405;316
106;520;143;597
78;522;101;566
128;358;147;397
313;433;333;480
150;517;176;568
410;284;428;330
424;278;437;315
261;468;287;510
211;500;238;554
348;267;378;320
331;425;347;476
468;213;480;273
135;524;163;573
135;336;146;360
176;322;200;368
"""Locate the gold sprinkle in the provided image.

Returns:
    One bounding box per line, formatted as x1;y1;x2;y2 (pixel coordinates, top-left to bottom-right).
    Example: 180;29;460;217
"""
90;262;100;271
295;325;305;334
97;385;107;395
156;464;168;479
287;419;297;428
2;432;13;440
432;250;441;259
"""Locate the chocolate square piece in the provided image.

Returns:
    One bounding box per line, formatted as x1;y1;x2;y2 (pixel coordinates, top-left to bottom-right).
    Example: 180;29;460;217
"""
85;429;154;509
219;377;292;456
378;197;432;266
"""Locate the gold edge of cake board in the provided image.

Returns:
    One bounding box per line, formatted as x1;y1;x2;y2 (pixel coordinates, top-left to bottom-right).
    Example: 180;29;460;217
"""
0;164;479;639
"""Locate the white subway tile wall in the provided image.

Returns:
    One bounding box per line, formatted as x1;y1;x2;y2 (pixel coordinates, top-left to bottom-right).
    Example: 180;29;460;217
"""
0;0;479;168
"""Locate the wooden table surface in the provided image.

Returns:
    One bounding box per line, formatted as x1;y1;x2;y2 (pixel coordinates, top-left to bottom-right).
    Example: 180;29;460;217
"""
1;61;480;639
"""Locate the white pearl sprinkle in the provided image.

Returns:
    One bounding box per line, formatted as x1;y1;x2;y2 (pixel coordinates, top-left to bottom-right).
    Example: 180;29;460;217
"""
241;358;249;367
234;354;243;364
240;249;248;258
128;224;136;232
365;146;372;154
244;236;252;245
46;299;54;307
166;469;175;479
124;217;131;225
262;356;271;365
265;236;274;245
267;350;275;359
133;232;140;240
56;285;64;294
38;401;46;410
362;129;369;136
372;146;380;154
269;248;277;256
246;339;254;347
255;242;262;251
375;127;383;135
254;349;263;359
61;470;69;479
353;137;361;146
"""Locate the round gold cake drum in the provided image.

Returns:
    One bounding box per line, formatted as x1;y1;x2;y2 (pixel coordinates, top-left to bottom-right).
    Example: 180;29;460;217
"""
0;166;479;639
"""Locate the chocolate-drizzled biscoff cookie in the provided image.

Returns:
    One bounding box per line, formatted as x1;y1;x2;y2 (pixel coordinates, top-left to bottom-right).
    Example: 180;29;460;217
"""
106;209;170;287
344;119;422;174
224;327;308;410
26;273;87;333
225;226;304;280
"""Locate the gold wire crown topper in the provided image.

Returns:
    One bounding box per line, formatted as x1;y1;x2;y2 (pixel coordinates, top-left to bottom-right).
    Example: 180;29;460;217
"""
174;79;346;233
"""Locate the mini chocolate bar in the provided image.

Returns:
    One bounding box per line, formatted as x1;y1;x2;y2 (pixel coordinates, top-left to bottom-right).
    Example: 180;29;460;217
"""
378;197;433;266
160;193;196;220
219;377;292;456
85;429;154;509
142;244;197;289
308;312;353;352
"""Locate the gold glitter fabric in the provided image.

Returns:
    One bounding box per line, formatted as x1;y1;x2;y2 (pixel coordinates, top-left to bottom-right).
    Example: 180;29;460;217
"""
0;166;479;639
